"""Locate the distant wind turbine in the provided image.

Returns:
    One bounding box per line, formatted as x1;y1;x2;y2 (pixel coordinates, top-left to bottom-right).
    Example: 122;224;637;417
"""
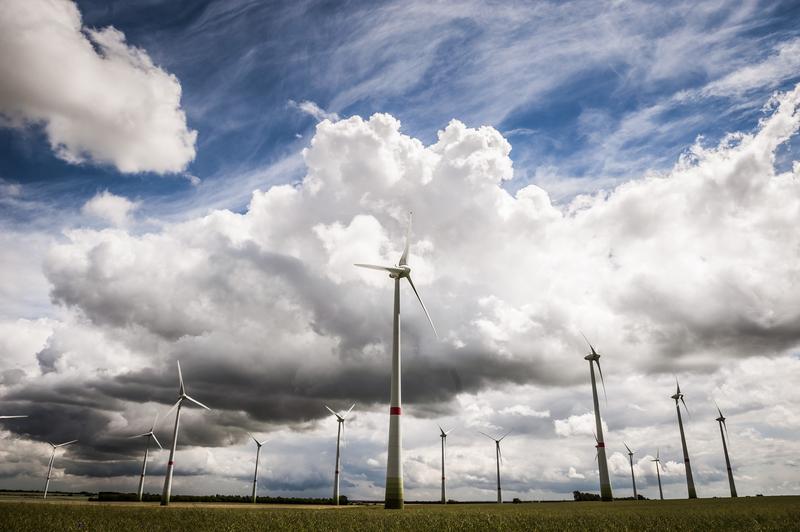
581;334;613;501
651;449;665;500
43;440;77;499
160;361;211;506
129;414;162;501
623;442;638;499
248;433;268;503
324;403;355;505
715;402;737;498
355;211;437;509
480;430;511;503
439;426;453;504
671;378;697;499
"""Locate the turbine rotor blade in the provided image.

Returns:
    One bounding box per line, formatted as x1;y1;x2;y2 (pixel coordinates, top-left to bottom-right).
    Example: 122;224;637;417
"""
151;433;163;449
128;432;151;439
0;415;28;419
722;419;729;440
406;276;438;338
324;405;338;418
163;399;182;422
177;361;184;394
354;263;403;274
399;212;412;266
624;442;632;454
57;440;78;447
478;431;495;441
150;412;159;432
715;401;724;420
579;331;596;355
680;396;690;417
595;360;608;404
185;395;211;411
344;403;356;417
499;430;512;442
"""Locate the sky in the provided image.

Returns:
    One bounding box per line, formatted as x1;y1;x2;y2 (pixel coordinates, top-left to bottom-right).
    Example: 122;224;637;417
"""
1;0;799;502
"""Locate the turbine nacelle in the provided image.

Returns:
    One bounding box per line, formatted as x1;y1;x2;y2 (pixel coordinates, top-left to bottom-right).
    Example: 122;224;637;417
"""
389;265;411;279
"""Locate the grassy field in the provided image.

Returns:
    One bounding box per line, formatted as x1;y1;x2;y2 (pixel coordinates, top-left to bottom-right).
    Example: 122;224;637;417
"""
0;496;797;531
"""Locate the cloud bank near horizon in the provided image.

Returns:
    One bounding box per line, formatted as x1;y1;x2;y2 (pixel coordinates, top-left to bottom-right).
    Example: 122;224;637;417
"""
1;84;800;499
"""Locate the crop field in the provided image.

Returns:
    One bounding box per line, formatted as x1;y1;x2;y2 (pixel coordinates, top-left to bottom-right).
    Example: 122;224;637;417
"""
0;496;798;531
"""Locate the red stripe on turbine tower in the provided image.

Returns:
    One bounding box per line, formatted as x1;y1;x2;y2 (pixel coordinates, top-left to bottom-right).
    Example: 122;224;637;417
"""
596;442;605;447
390;407;402;415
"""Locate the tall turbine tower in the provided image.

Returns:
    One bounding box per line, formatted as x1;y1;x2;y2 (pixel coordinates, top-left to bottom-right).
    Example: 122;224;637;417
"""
479;430;511;503
651;449;664;500
623;442;638;499
248;433;268;503
324;403;355;505
715;402;737;498
161;361;211;506
43;440;77;498
439;426;453;504
355;212;437;509
129;414;162;501
671;379;697;499
581;335;613;501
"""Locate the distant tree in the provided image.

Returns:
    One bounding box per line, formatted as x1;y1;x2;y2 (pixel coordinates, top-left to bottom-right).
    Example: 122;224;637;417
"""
573;491;602;501
512;498;522;504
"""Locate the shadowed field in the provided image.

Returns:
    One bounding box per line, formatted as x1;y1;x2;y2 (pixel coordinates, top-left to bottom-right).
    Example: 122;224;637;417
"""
0;496;797;531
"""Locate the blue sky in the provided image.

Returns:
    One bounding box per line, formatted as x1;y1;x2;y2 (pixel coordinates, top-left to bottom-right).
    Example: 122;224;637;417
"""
2;0;800;501
3;0;799;222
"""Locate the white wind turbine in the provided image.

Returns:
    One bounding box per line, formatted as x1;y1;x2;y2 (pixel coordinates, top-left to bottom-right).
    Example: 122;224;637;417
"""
248;433;268;503
324;403;354;505
160;361;211;506
479;430;511;504
439;426;453;504
354;211;437;510
715;402;737;498
623;442;638;499
581;334;613;501
43;440;77;498
651;448;665;500
129;413;162;501
671;378;697;499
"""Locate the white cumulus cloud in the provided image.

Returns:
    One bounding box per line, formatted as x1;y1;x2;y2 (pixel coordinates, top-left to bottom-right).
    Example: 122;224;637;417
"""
81;190;139;227
0;0;196;174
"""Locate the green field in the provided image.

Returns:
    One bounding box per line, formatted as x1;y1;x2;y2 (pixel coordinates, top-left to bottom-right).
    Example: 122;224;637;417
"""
0;497;797;531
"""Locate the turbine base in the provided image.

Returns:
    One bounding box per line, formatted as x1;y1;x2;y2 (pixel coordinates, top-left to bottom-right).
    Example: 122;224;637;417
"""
384;476;404;510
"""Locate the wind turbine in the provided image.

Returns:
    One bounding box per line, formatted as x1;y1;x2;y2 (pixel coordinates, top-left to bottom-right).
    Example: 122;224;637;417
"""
324;403;355;505
651;449;665;500
354;211;437;509
581;334;613;501
479;430;511;503
129;414;162;501
439;426;454;504
623;442;638;499
715;402;737;498
160;361;211;506
43;440;77;498
248;433;268;503
671;378;697;499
